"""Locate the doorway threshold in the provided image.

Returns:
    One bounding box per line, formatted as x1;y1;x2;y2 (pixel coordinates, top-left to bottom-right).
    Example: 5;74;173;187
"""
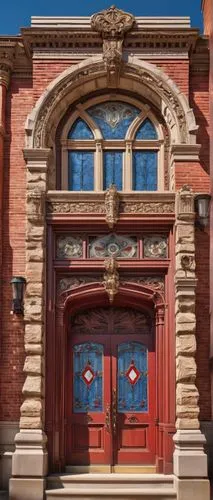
66;465;157;474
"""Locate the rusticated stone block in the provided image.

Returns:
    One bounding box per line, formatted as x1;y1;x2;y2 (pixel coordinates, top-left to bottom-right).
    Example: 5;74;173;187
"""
26;248;44;262
176;383;199;406
22;376;43;396
176;335;196;355
24;299;43;322
25;324;43;344
176;417;200;430
176;356;196;382
176;312;196;324
176;243;195;254
176;224;195;244
24;356;43;375
26;223;45;242
25;344;43;355
20;416;42;429
26;283;43;298
176;405;199;419
175;298;195;314
21;398;42;416
26;262;44;282
176;322;196;335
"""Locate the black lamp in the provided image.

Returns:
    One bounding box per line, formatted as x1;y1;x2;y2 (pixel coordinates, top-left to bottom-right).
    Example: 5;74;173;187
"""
195;194;211;229
10;277;26;315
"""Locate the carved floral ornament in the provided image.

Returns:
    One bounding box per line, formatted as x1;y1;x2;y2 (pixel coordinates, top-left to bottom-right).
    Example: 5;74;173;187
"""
103;257;120;304
105;184;120;228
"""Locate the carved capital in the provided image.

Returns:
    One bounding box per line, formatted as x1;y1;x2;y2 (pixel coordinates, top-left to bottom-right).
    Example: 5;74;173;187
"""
103;257;119;303
91;6;135;87
176;185;195;221
105;184;120;228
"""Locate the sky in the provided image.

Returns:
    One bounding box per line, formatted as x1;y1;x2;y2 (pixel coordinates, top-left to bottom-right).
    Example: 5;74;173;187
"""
0;0;203;36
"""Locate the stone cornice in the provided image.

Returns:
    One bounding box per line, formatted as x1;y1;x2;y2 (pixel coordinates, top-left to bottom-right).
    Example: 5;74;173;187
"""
20;28;199;58
171;144;201;162
0;38;31;79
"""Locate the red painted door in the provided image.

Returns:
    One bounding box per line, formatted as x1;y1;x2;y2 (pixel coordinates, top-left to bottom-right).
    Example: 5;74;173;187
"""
66;307;156;466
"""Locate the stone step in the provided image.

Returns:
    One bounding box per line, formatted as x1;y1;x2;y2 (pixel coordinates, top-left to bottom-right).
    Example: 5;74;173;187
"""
45;486;176;500
47;473;174;491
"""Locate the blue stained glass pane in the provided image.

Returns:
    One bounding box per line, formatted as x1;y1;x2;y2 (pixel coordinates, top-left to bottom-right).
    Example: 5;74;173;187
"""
68;118;94;139
118;342;148;413
88;102;140;139
68;151;94;191
133;151;157;191
103;151;123;190
73;342;103;413
135;118;157;140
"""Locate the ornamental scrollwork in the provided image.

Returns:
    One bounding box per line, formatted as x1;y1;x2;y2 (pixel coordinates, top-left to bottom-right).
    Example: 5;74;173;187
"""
105;184;120;228
91;6;135;87
103;257;119;303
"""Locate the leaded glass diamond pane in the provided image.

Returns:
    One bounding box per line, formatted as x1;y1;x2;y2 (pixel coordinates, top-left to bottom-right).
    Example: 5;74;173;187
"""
88;102;140;139
73;343;103;413
118;342;148;413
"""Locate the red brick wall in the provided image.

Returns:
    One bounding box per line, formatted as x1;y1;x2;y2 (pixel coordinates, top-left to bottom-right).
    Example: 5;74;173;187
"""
1;77;33;420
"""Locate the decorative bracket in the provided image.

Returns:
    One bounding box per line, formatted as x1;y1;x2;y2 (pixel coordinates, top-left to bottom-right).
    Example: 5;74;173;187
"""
105;184;120;229
103;257;119;304
91;5;135;87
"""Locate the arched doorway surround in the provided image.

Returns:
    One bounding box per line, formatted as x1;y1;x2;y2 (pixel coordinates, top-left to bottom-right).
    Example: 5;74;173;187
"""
45;281;174;474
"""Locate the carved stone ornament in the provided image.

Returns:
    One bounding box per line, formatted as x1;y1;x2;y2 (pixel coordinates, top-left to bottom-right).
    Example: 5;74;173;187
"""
91;6;135;87
103;257;119;304
105;184;120;228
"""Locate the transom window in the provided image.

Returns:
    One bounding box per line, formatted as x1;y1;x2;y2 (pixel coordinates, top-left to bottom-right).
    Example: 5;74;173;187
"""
61;98;164;192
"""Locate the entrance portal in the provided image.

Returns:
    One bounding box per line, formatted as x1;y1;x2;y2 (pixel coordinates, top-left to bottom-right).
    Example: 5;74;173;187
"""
66;307;156;467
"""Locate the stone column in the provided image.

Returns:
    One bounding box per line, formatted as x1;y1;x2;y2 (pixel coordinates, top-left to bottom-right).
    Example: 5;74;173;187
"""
173;185;210;500
10;149;51;500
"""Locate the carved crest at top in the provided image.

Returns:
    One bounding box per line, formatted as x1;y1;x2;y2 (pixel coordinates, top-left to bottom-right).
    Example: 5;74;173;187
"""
91;6;135;87
105;184;120;229
91;5;135;39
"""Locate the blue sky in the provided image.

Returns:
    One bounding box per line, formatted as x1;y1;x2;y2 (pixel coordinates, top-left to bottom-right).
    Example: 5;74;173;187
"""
0;0;203;35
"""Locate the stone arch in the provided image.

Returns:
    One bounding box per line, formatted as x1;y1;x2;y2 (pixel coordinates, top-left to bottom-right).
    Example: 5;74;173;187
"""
25;55;198;151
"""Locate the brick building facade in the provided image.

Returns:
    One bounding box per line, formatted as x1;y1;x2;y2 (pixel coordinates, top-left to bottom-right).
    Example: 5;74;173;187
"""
0;5;212;500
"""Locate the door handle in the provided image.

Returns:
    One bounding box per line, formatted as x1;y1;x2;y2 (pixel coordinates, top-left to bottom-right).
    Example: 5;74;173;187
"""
112;388;117;435
105;404;111;433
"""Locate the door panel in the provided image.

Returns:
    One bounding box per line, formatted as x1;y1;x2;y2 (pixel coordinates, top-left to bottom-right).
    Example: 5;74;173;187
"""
112;334;156;464
67;334;111;465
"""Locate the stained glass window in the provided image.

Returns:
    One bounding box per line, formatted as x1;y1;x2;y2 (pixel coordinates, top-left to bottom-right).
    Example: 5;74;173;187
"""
56;235;83;259
73;343;103;413
89;234;138;258
68;118;94;139
118;342;148;413
133;151;157;191
103;151;123;190
88;102;140;139
68;151;94;191
143;236;167;258
135;118;157;140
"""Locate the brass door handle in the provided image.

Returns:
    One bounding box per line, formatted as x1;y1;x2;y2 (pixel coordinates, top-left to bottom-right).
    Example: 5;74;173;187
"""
105;404;111;433
112;388;117;435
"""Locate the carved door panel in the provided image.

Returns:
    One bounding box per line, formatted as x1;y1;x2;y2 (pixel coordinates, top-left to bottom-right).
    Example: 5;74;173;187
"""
67;334;112;465
112;334;156;464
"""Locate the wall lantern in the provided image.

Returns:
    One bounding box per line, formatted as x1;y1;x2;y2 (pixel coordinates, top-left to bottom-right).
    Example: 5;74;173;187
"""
194;194;211;229
10;276;26;315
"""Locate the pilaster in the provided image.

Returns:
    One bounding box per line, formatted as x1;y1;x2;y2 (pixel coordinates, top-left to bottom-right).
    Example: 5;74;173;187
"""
10;148;51;500
173;185;210;500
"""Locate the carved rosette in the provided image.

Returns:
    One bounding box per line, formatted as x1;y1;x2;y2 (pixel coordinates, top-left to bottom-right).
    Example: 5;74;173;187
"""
91;5;135;87
103;257;119;303
105;184;120;228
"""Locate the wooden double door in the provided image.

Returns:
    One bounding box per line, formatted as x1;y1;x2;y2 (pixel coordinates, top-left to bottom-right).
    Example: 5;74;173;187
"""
66;307;156;466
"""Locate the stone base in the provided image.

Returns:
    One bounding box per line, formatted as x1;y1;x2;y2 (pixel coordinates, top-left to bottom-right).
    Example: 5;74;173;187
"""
173;430;208;477
0;422;19;490
174;478;210;500
11;430;48;477
9;478;46;500
200;421;213;478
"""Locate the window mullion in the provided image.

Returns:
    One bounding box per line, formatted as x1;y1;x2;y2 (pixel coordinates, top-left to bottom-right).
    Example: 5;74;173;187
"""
95;141;103;191
124;141;132;192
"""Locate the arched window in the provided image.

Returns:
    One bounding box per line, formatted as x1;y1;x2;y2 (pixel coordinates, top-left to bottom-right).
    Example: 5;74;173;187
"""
61;99;164;192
